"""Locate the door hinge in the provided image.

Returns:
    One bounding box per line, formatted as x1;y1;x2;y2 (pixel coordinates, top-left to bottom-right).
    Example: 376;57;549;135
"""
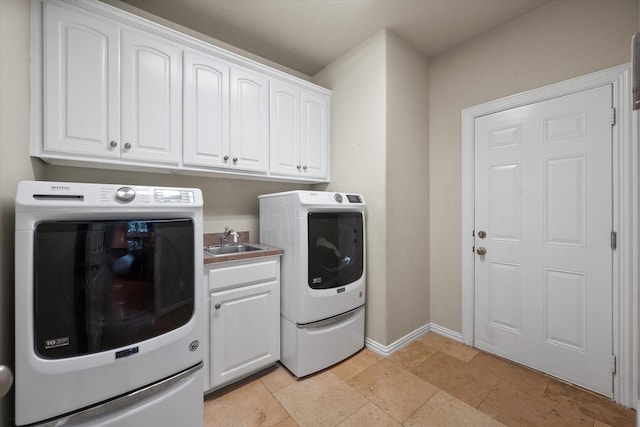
611;108;616;126
610;354;617;374
611;231;617;250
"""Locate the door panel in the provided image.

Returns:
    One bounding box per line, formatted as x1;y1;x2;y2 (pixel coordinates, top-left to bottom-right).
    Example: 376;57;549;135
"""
229;67;269;172
44;1;120;157
474;85;613;397
121;30;182;164
183;51;229;168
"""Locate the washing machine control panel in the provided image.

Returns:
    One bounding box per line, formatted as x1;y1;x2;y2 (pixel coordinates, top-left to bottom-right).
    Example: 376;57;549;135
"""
346;195;362;204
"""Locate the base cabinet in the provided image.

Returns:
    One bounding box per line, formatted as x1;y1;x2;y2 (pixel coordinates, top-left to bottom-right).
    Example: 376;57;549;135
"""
205;257;280;392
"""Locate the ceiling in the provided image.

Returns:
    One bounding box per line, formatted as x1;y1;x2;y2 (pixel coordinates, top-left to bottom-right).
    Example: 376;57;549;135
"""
118;0;551;76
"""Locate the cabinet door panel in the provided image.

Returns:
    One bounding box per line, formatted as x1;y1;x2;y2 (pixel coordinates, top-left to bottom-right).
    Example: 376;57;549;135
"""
301;91;329;179
229;67;269;173
269;80;301;176
122;30;182;164
210;281;279;388
44;2;120;157
183;51;229;168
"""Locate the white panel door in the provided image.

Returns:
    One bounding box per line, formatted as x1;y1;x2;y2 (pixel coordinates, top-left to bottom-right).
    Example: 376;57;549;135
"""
183;51;229;168
229;66;269;173
301;91;329;179
474;85;613;396
44;1;120;157
121;30;182;165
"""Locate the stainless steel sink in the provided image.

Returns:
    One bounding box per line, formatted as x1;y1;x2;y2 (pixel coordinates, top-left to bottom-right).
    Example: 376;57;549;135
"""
204;244;264;256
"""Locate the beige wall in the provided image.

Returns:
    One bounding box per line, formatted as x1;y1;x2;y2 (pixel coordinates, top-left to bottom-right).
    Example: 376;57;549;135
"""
313;31;389;344
385;32;430;343
429;0;638;332
314;30;430;346
0;1;34;423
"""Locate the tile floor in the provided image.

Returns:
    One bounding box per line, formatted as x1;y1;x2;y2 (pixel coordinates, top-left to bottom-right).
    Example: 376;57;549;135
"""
203;332;636;426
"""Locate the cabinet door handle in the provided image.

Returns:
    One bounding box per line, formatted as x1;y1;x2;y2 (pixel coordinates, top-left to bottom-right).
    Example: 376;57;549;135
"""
124;142;132;150
109;141;118;148
214;303;221;309
296;165;302;170
303;165;308;170
223;155;229;161
232;157;238;163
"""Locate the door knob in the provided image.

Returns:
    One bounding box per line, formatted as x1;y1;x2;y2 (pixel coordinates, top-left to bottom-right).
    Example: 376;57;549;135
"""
478;230;487;239
0;365;13;399
214;303;221;310
476;247;487;256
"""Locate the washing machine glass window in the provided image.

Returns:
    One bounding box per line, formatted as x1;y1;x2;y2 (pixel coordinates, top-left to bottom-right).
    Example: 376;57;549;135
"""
33;219;195;359
307;212;364;289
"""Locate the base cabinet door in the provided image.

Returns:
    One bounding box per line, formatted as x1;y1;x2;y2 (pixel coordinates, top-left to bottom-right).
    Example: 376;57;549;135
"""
210;281;279;389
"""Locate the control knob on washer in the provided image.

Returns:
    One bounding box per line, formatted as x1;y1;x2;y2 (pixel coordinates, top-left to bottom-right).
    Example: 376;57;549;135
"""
115;187;136;202
334;193;343;203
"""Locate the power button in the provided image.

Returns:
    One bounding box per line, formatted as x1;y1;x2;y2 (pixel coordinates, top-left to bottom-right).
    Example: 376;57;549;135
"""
115;187;136;202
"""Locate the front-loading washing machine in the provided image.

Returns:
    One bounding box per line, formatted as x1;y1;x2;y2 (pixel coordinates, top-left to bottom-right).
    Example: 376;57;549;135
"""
259;191;366;377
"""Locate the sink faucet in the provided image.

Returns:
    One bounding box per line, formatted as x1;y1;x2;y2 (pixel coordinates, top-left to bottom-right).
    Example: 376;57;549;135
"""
220;227;239;246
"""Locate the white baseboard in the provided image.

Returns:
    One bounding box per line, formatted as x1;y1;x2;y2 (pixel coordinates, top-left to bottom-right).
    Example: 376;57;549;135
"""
364;323;462;358
429;323;463;342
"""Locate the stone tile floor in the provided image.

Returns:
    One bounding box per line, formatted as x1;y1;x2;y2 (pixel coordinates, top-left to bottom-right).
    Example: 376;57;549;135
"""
203;332;636;426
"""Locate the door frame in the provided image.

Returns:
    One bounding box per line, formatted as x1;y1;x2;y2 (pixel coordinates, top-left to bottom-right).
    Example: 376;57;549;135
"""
461;63;638;407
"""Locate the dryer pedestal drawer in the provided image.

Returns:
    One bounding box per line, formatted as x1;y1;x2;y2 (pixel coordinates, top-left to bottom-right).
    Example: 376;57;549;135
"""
280;305;365;378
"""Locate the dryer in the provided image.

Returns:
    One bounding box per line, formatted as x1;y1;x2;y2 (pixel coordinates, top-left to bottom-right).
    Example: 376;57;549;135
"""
259;191;366;377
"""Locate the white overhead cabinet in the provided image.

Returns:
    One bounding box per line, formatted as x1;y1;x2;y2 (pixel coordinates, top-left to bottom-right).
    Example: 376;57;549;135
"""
270;80;329;179
183;54;269;174
33;0;330;182
183;51;230;169
43;1;182;165
43;2;120;158
228;67;269;173
121;30;182;165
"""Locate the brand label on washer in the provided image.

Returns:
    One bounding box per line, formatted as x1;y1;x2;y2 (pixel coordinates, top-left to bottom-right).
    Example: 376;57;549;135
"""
312;277;322;284
45;337;69;349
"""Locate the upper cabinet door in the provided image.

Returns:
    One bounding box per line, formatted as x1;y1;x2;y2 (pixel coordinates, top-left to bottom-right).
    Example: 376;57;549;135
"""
269;79;301;177
229;67;269;173
301;91;329;179
44;1;120;157
121;30;182;165
183;51;230;168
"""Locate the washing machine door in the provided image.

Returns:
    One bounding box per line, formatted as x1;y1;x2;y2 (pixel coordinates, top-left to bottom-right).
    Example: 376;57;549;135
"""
307;212;364;289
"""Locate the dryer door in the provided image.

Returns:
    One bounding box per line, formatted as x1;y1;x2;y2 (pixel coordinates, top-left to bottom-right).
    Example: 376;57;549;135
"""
307;212;363;289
